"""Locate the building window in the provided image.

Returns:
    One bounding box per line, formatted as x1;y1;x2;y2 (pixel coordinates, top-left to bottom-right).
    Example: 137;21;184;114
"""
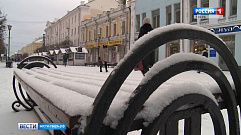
113;23;117;36
82;32;84;42
219;35;235;55
152;9;160;28
190;0;197;23
105;26;109;38
93;30;96;40
219;35;235;70
88;31;91;41
121;21;126;35
136;14;140;32
174;3;180;23
190;40;208;54
166;40;180;57
75;53;85;59
99;28;102;37
230;0;237;16
142;12;146;24
201;0;209;21
58;53;63;60
68;54;73;59
166;5;172;25
220;0;226;17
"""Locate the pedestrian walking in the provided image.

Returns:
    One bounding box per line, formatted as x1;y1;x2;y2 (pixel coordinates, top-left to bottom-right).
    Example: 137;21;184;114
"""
99;44;108;72
63;53;68;67
137;17;155;76
202;48;208;58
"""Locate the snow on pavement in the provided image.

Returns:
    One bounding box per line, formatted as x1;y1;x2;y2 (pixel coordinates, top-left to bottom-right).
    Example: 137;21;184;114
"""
0;62;50;135
0;61;240;135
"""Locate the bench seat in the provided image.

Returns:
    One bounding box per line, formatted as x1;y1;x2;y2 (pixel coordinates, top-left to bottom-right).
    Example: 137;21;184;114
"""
14;66;235;131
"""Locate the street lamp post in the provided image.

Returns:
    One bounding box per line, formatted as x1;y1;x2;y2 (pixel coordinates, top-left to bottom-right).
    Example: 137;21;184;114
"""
8;25;12;60
6;25;12;68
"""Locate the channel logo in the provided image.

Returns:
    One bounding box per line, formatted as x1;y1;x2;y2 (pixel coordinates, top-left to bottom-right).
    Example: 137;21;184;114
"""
18;123;67;130
194;8;223;15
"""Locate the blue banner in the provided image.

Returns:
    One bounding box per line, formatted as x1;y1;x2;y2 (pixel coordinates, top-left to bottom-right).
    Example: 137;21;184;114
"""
209;25;241;34
38;123;67;130
194;8;216;15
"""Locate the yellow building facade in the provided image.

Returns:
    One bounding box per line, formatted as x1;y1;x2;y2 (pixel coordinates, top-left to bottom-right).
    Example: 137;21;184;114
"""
20;38;43;56
80;5;130;64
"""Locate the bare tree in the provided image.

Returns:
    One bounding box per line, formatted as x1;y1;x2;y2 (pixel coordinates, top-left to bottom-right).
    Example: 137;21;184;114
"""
0;10;7;54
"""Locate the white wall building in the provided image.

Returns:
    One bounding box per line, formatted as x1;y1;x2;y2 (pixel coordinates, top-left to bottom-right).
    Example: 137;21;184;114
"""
45;0;119;47
133;0;241;70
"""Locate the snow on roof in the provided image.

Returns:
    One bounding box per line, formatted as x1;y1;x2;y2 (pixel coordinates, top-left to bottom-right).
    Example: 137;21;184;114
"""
70;47;78;53
60;48;67;53
49;50;54;55
82;47;88;53
54;50;59;54
42;52;48;56
33;38;43;44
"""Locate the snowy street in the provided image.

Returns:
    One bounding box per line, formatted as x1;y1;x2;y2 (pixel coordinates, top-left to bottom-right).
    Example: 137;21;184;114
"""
0;62;141;135
0;61;240;135
0;62;50;135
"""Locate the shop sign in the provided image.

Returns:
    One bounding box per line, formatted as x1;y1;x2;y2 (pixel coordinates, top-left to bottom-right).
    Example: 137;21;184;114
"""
107;40;123;46
209;25;241;34
107;41;114;45
209;47;216;57
114;40;122;45
85;44;94;48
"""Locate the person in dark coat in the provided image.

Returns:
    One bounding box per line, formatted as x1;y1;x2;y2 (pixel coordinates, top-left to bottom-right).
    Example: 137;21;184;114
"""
138;17;155;75
63;53;68;67
99;44;108;72
202;48;208;58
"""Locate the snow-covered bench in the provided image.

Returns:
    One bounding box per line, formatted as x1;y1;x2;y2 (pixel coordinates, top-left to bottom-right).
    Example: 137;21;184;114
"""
12;24;241;135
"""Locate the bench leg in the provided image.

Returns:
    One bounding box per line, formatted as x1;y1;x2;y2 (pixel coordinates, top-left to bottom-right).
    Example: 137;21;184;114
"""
184;114;201;135
158;120;178;135
53;130;65;135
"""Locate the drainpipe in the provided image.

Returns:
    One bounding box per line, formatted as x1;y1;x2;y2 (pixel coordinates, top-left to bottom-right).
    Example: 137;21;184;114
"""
78;6;82;47
107;11;111;41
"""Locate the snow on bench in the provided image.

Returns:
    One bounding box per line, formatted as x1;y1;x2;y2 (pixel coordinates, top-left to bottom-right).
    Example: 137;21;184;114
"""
13;53;234;131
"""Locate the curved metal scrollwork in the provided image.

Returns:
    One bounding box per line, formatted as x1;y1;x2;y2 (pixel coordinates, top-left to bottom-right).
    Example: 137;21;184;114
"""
12;75;34;112
12;55;57;112
81;24;241;135
17;55;57;69
23;61;50;69
141;94;226;135
114;59;238;135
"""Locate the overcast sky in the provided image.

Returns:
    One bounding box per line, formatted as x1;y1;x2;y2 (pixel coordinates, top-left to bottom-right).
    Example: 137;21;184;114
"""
0;0;88;55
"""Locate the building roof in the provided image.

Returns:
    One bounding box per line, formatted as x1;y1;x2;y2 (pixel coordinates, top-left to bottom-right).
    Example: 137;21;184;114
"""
82;47;88;53
69;47;78;53
60;48;68;54
49;50;54;55
33;38;43;44
54;50;59;54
